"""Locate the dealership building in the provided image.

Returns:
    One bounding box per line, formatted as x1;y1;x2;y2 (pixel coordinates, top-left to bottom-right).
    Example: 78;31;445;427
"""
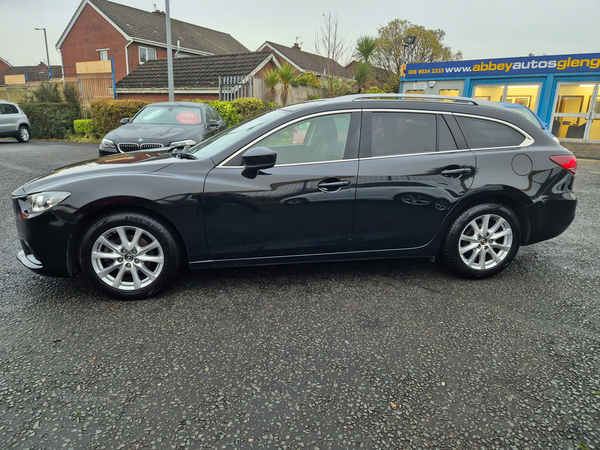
402;52;600;144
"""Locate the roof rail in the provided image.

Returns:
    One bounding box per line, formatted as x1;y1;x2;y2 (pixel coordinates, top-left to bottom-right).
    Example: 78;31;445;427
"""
333;93;481;105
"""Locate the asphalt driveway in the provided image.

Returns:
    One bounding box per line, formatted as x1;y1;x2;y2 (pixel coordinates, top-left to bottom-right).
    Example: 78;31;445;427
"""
1;140;599;449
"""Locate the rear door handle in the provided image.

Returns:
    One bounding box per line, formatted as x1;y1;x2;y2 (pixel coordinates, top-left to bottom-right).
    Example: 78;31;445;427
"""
317;179;351;192
441;167;471;177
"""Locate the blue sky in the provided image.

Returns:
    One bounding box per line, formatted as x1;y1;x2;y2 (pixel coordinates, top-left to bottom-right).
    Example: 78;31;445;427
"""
2;0;599;68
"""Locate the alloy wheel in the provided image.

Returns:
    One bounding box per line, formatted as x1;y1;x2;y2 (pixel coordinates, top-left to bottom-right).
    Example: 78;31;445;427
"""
90;225;165;291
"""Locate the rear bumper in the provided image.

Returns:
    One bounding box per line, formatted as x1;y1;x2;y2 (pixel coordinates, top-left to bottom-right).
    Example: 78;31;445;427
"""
525;194;577;245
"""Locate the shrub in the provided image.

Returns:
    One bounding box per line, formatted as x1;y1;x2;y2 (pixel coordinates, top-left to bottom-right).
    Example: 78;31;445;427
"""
74;119;95;136
365;86;386;94
231;97;271;122
90;99;151;137
20;103;81;140
291;72;319;87
193;100;240;126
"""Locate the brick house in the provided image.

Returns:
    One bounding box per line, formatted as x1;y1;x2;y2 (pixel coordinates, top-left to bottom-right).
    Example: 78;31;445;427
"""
257;41;352;79
115;52;279;102
56;0;249;82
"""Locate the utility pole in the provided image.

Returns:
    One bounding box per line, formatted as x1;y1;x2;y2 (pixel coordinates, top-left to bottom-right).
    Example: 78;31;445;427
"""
165;0;174;101
34;27;50;69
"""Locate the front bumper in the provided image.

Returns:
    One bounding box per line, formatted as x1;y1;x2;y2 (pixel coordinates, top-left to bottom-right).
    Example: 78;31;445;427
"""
12;195;77;278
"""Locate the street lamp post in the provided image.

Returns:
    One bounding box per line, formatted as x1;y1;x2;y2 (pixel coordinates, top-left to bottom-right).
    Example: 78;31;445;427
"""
34;27;50;69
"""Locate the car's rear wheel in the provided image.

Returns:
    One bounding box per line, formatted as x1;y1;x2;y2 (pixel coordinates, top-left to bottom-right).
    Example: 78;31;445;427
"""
80;212;181;299
442;203;521;278
17;125;30;143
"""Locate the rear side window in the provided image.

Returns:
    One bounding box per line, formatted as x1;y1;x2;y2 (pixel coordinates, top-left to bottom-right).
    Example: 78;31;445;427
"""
456;116;525;149
0;104;18;114
371;112;436;156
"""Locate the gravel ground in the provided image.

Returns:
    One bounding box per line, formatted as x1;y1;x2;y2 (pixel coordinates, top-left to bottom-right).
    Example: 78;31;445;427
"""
1;140;599;449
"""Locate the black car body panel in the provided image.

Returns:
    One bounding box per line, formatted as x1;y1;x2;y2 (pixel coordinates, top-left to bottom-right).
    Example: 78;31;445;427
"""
12;94;578;298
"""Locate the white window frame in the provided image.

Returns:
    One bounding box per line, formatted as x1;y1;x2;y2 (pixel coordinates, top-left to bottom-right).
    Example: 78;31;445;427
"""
139;46;157;64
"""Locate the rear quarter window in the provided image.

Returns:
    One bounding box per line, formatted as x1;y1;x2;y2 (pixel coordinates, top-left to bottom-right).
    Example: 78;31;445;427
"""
456;116;526;149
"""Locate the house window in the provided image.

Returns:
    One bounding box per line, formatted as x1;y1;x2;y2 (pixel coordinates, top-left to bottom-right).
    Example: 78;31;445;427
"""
139;47;157;64
99;51;108;61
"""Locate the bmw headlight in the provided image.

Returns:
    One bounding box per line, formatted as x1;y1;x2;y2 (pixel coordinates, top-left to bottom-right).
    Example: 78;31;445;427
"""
101;138;116;149
23;191;71;217
170;139;196;147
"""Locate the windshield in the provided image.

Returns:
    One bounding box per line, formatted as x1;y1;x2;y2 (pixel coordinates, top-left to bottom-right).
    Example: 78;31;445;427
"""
131;105;203;125
188;109;289;159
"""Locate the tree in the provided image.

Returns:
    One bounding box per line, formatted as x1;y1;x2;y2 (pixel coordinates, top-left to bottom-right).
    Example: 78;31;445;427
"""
314;12;352;97
373;19;463;92
353;62;371;93
277;62;296;106
263;69;279;104
356;36;378;65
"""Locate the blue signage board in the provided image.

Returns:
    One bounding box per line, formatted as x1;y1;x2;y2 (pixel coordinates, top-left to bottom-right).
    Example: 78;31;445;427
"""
406;53;600;79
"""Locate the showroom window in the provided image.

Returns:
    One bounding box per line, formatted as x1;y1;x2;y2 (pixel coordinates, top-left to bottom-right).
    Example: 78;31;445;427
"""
473;84;541;111
139;47;157;64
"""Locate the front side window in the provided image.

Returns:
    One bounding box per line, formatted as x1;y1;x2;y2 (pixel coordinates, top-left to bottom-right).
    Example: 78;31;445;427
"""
456;116;526;149
139;47;157;64
99;50;108;61
250;113;352;165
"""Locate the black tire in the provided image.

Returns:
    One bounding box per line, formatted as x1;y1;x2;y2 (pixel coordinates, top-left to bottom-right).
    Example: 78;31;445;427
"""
442;203;521;278
17;125;30;143
80;212;181;299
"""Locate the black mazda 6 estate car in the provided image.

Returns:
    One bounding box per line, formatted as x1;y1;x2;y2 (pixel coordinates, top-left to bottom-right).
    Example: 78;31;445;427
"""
12;94;577;299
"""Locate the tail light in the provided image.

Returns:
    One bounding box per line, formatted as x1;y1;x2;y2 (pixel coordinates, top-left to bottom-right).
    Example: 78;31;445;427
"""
550;155;577;174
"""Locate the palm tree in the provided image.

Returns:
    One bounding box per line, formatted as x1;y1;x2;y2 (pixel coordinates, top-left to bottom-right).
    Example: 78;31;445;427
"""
356;36;378;64
353;62;371;93
263;69;279;103
277;62;296;106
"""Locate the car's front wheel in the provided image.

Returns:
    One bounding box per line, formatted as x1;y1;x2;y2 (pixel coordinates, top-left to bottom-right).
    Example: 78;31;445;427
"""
442;203;521;278
17;125;30;143
80;212;181;299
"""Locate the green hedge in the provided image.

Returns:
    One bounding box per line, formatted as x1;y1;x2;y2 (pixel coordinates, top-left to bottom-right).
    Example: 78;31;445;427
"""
194;97;276;127
90;99;151;137
74;119;95;136
20;103;81;140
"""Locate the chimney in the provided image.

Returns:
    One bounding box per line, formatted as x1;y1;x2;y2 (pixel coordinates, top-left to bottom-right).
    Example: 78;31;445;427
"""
292;43;301;50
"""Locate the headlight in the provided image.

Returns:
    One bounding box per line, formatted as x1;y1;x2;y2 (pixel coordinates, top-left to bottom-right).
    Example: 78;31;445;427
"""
101;138;116;149
170;139;196;147
23;191;71;217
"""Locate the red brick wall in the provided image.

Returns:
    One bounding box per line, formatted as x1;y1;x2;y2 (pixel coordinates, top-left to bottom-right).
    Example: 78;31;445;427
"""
0;59;10;74
61;4;129;80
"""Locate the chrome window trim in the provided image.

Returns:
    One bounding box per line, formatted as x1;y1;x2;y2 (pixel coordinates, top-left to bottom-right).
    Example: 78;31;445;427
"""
359;148;472;161
453;113;535;149
218;158;359;169
218;110;359;168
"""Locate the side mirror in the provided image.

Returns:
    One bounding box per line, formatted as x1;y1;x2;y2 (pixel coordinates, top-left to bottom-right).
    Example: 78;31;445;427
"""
208;119;219;128
120;118;130;125
242;146;277;170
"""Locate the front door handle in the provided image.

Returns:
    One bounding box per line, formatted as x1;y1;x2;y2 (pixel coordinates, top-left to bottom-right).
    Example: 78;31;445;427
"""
317;179;351;192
